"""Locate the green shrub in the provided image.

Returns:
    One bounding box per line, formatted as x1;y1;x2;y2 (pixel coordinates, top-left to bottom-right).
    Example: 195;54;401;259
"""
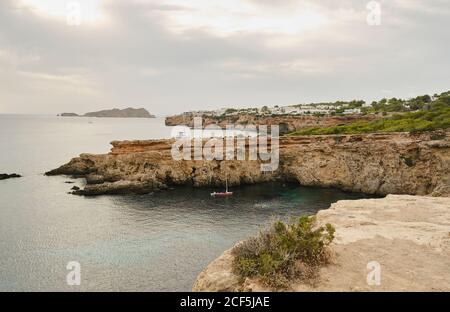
290;103;449;135
289;91;450;136
231;216;335;289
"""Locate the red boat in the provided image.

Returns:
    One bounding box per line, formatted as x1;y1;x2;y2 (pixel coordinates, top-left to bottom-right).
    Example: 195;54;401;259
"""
211;191;233;197
211;177;233;197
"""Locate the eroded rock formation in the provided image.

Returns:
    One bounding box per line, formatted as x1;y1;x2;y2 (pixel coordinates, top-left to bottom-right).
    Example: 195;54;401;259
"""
45;131;450;196
193;195;450;292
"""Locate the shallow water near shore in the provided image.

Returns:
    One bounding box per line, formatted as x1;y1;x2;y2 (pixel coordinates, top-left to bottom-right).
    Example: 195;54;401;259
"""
0;115;373;291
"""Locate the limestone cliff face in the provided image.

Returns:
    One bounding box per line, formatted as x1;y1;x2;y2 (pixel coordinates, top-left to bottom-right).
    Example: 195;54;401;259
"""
165;114;381;134
46;139;279;195
193;195;450;292
280;131;450;196
46;131;450;196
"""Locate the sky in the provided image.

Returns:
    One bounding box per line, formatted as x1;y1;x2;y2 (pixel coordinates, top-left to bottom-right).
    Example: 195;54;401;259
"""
0;0;449;116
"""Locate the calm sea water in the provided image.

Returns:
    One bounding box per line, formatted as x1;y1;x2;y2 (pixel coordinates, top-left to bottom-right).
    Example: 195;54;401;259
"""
0;115;371;291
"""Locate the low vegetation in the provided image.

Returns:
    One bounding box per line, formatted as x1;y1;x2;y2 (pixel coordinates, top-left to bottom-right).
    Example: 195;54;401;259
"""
290;91;450;135
231;216;335;289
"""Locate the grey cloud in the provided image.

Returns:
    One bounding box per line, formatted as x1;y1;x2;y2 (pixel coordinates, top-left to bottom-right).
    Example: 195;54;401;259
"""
0;0;449;115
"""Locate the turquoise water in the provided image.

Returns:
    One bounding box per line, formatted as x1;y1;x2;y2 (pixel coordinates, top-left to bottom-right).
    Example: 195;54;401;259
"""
0;115;372;291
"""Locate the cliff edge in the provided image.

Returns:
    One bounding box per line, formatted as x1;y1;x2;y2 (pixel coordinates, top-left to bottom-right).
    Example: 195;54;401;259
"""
193;195;450;292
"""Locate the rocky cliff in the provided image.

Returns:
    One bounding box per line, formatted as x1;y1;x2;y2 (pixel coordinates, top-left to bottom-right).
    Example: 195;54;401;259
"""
165;114;381;134
193;195;450;291
46;130;450;196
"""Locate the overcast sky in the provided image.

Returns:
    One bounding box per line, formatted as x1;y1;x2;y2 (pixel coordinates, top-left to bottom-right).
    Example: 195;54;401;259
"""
0;0;449;115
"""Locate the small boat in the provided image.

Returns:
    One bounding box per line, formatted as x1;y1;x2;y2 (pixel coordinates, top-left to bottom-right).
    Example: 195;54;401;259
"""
210;191;233;197
211;176;233;197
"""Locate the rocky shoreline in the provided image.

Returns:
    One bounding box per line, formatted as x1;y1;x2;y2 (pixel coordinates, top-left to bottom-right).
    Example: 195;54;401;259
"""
46;131;450;197
193;195;450;291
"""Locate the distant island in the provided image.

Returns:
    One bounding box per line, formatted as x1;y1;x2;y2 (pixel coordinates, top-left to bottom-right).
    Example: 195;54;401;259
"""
59;108;155;118
0;173;22;180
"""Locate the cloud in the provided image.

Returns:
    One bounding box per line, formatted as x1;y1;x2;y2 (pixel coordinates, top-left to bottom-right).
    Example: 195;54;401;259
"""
17;0;108;24
153;0;329;36
0;0;449;115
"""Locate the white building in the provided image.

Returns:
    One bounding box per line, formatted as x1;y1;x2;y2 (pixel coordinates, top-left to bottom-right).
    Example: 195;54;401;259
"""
343;108;361;114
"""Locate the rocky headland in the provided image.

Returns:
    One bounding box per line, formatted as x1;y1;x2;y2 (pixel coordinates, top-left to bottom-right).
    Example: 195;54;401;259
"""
165;114;381;134
59;107;155;118
46;130;450;197
193;195;450;291
0;173;22;180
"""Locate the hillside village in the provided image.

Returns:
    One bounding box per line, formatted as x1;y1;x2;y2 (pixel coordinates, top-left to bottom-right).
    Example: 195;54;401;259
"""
177;93;441;118
180;102;363;118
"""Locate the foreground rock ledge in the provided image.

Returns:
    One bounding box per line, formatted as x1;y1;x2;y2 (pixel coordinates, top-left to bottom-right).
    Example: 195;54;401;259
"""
193;195;450;292
45;131;450;196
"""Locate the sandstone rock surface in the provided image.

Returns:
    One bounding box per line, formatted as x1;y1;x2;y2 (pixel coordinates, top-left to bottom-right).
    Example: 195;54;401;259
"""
193;195;450;292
